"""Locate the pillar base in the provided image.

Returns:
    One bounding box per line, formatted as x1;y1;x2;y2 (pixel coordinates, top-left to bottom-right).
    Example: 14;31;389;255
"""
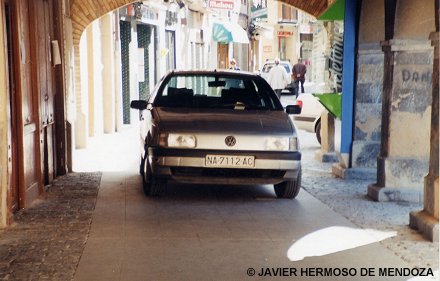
332;163;376;180
367;184;423;203
314;150;338;163
75;112;88;149
409;210;439;242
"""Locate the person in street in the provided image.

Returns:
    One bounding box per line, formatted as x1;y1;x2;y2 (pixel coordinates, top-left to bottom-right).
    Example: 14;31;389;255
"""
292;58;307;97
267;58;289;99
229;58;240;70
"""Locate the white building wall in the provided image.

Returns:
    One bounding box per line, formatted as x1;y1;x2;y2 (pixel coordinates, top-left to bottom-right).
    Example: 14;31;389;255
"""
311;22;327;85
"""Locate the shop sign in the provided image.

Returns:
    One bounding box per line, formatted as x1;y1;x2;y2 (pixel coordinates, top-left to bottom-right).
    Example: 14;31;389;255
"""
277;31;293;37
209;0;234;10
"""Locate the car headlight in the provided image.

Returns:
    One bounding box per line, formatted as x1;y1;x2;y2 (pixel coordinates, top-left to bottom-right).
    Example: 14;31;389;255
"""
160;133;197;148
265;137;299;151
265;137;289;151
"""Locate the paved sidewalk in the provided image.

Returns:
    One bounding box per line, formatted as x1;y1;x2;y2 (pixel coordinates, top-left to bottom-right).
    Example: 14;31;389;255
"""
0;172;101;280
0;127;437;280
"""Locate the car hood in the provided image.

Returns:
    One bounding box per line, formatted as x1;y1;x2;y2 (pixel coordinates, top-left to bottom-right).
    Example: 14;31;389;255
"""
154;108;295;135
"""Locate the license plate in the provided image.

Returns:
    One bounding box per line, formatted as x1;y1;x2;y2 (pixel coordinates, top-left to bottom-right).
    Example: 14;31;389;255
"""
205;155;255;168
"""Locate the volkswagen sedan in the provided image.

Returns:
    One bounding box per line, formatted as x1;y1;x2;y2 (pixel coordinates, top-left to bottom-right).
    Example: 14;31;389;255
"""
130;70;302;199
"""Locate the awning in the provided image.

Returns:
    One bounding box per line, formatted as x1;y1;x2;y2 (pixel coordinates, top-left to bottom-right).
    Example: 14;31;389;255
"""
318;0;345;21
212;22;250;44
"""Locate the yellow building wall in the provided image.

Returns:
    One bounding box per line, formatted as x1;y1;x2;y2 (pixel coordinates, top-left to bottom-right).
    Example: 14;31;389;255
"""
260;1;299;64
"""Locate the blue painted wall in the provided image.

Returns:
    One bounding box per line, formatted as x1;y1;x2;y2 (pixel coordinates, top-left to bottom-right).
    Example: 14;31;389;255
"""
340;0;359;157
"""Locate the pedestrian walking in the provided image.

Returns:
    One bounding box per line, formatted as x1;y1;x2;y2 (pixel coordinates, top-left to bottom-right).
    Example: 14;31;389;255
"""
292;58;307;97
229;58;240;70
267;58;289;99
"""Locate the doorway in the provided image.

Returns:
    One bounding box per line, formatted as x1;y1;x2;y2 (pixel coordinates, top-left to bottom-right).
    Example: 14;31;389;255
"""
217;43;229;69
4;1;19;214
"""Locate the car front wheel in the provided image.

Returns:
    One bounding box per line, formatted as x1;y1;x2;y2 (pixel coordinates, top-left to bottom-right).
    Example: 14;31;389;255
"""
274;168;302;199
315;120;322;145
141;156;166;196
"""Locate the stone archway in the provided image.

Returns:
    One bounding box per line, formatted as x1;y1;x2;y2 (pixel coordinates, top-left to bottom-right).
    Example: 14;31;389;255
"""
70;0;136;45
69;0;334;44
67;0;334;148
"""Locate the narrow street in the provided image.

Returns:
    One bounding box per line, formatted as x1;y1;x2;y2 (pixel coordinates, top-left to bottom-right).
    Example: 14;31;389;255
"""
69;103;436;280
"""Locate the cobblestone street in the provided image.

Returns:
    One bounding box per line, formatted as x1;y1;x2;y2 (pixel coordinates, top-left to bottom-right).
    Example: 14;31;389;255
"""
0;173;101;280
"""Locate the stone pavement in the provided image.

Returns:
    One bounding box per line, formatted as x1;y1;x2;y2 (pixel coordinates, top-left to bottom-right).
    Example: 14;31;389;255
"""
0;126;437;280
0;172;101;280
298;129;439;270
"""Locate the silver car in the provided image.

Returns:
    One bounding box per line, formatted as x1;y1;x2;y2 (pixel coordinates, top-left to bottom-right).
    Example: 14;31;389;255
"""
130;70;302;199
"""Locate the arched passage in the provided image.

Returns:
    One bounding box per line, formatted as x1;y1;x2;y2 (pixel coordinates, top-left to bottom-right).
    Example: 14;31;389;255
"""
68;0;334;148
71;0;136;45
70;0;333;41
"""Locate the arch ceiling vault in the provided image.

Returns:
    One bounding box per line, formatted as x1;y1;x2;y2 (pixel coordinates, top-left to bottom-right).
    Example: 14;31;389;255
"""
70;0;336;44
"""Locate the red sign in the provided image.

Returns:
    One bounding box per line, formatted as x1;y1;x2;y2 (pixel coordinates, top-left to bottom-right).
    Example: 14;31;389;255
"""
277;31;294;37
209;0;234;10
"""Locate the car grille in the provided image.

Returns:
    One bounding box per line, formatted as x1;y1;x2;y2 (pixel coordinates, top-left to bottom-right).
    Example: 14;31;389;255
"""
171;167;285;178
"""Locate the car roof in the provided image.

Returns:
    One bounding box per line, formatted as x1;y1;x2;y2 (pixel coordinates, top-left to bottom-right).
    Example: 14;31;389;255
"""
167;69;259;78
263;60;291;65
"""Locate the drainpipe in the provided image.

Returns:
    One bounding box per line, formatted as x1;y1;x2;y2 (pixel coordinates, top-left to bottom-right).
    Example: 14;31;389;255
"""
339;0;360;168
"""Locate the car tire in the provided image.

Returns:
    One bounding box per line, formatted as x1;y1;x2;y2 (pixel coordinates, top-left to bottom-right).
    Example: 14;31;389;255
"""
274;167;302;199
150;177;166;196
315;120;322;145
142;157;166;196
141;156;152;196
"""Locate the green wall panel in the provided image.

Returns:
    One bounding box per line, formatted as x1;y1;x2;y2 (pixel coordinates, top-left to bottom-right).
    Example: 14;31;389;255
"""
120;21;131;124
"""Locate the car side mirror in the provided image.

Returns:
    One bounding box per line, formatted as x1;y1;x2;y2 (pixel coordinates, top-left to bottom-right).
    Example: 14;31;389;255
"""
130;100;149;110
286;105;301;115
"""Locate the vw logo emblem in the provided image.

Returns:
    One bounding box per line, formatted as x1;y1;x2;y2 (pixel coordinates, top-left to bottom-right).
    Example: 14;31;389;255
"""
225;136;236;147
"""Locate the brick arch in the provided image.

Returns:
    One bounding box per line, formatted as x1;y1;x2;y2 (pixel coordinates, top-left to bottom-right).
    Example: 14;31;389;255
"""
69;0;333;148
70;0;332;44
282;0;335;17
70;0;137;44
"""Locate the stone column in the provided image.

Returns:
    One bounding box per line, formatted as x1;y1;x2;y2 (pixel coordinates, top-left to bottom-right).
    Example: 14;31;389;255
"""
332;0;384;180
409;31;439;242
86;26;95;137
368;39;433;202
75;39;88;149
350;44;383;179
101;14;116;134
315;111;337;163
368;0;436;203
333;43;384;179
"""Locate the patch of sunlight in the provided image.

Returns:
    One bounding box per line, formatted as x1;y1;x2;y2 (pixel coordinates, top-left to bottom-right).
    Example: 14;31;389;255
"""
73;126;140;172
287;226;396;261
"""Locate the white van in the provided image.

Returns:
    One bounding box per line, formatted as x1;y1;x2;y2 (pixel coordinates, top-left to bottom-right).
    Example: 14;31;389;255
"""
259;60;295;95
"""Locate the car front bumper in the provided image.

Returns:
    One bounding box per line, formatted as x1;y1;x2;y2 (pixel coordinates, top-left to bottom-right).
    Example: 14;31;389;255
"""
147;147;301;185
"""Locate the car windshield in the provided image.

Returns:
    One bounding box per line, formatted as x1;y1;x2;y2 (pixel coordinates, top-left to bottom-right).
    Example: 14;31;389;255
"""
262;63;290;74
153;73;283;110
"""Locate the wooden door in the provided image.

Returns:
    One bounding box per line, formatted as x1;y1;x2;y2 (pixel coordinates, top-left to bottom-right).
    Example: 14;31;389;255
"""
3;0;19;215
9;0;42;208
217;43;229;69
30;0;56;185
